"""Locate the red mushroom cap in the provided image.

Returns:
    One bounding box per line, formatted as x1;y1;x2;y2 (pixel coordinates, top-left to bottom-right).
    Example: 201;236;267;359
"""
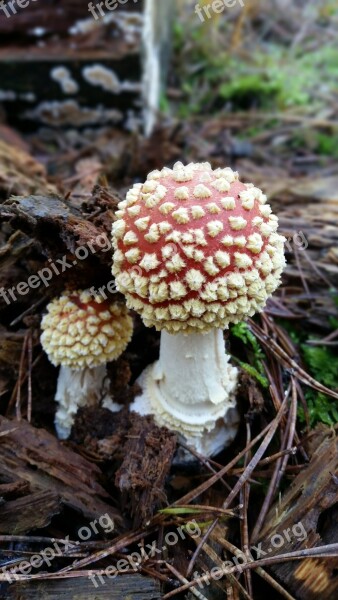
112;162;286;333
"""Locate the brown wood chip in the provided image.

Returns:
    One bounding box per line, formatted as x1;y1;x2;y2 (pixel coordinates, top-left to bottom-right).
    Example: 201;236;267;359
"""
0;416;123;530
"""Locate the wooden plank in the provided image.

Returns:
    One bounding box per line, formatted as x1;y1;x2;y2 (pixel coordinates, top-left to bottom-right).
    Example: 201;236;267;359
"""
0;1;143;37
1;574;162;599
0;0;174;133
0;1;144;130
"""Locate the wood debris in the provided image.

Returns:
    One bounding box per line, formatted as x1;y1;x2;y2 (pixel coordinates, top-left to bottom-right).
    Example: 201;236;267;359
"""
0;139;57;198
258;425;338;600
115;415;177;527
0;416;123;529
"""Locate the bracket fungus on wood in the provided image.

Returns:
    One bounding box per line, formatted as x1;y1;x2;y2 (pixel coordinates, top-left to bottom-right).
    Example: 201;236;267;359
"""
41;289;133;439
112;162;286;456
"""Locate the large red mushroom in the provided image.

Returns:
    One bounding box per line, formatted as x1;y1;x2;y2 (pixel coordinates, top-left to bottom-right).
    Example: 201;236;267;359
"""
112;162;286;455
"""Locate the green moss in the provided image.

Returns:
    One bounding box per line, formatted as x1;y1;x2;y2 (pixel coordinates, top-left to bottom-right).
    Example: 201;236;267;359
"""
298;345;338;427
315;133;338;157
278;310;338;427
241;312;338;428
159;91;170;114
219;75;281;109
231;322;268;388
288;129;338;158
172;13;338;117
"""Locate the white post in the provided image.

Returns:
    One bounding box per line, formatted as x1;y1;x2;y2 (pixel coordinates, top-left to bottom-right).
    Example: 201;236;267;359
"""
142;0;173;136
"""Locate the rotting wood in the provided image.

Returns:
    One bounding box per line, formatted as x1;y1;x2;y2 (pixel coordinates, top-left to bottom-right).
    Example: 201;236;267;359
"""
1;187;118;266
0;187;120;302
0;416;123;529
114;414;177;527
0;479;30;500
257;425;338;600
0;490;61;534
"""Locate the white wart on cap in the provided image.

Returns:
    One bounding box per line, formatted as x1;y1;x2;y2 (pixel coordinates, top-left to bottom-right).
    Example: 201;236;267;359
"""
41;289;133;369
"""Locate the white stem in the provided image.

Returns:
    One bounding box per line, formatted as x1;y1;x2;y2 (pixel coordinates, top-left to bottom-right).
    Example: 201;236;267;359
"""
55;365;109;439
132;330;239;456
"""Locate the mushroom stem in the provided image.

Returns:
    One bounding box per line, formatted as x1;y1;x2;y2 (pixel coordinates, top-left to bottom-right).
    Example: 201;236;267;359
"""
55;364;110;439
132;329;239;455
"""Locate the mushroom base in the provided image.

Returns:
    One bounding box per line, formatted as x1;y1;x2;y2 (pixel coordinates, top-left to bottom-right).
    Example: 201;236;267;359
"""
131;329;239;456
55;364;116;439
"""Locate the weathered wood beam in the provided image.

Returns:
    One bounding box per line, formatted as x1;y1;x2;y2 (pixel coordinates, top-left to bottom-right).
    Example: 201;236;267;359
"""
0;0;174;134
2;573;162;599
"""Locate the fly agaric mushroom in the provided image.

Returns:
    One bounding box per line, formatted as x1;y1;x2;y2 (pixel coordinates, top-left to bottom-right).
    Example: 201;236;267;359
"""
41;289;133;439
112;162;286;455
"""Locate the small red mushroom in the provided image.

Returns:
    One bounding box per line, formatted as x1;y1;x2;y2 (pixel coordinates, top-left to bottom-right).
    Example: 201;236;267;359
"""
112;162;286;455
41;289;133;439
